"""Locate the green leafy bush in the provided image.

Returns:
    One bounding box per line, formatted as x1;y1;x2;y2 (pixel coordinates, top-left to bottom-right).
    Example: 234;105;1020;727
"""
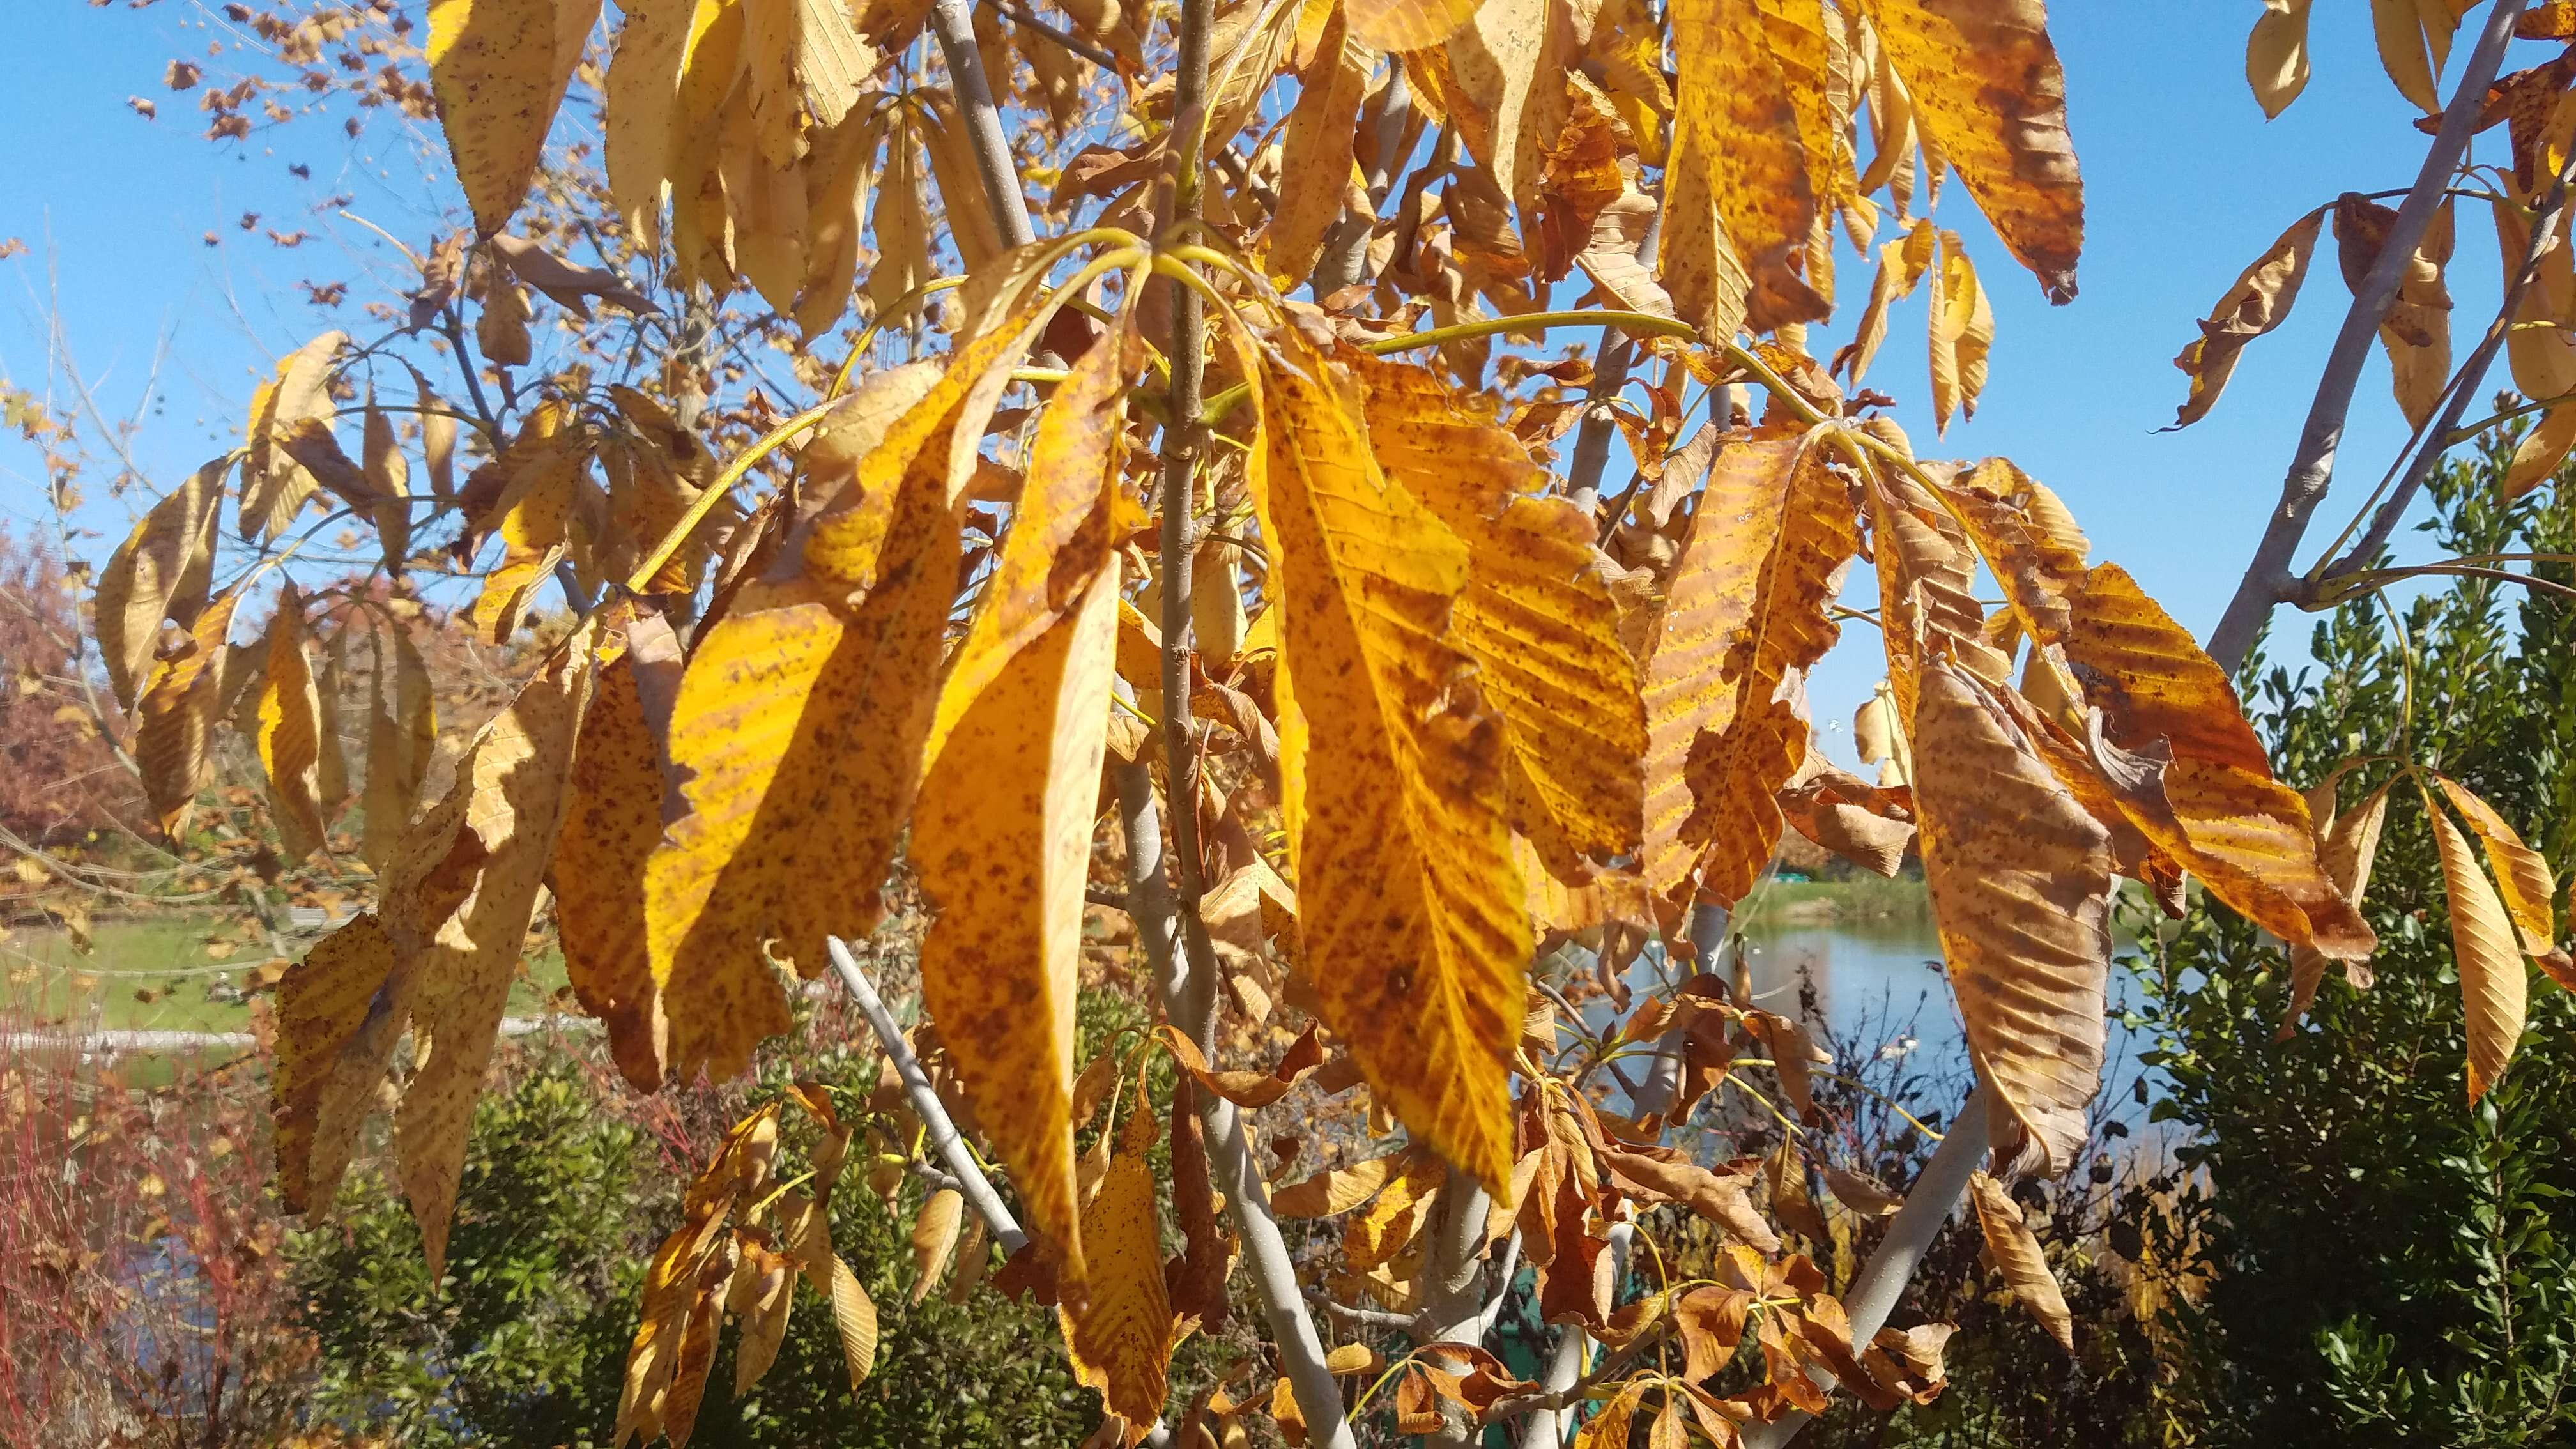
2133;436;2576;1445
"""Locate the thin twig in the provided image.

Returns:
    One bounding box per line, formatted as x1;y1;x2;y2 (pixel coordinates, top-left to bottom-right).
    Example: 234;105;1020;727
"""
825;936;1031;1255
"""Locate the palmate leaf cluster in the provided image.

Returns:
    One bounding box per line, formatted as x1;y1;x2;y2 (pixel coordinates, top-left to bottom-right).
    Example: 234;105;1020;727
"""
68;0;2576;1441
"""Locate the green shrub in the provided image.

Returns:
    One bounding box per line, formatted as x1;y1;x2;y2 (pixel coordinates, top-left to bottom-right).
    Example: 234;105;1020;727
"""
2133;435;2576;1445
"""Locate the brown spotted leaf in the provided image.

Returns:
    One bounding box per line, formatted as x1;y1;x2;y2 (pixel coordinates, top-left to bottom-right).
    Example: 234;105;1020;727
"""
1669;0;1832;332
1350;353;1647;878
910;311;1133;1289
427;0;602;236
1859;0;2083;300
1062;1105;1175;1434
1912;661;2114;1176
1239;325;1526;1192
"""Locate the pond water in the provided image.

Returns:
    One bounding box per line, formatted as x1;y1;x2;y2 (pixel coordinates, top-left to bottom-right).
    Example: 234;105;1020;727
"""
1575;896;2161;1122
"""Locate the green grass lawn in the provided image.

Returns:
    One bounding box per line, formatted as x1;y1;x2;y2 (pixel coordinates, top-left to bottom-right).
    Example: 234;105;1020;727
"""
2;912;572;1038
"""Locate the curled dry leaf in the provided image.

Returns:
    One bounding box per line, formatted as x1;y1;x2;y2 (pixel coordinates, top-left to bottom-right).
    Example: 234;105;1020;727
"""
2171;209;2322;428
97;459;223;712
1968;1172;2073;1353
1160;1023;1324;1108
2284;778;2393;1031
137;587;245;835
1821;1164;1905;1217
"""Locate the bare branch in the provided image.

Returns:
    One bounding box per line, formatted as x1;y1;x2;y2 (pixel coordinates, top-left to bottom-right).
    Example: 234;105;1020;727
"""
2207;0;2529;673
926;0;1039;249
1738;1087;1995;1449
825;935;1031;1255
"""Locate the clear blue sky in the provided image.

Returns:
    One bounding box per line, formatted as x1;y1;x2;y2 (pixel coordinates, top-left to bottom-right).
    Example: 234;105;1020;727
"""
0;2;2513;764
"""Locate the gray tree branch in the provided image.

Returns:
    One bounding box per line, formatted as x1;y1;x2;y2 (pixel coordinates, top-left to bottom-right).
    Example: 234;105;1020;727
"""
2319;162;2576;588
825;935;1031;1255
926;0;1039;249
2206;0;2527;673
1738;1087;1993;1449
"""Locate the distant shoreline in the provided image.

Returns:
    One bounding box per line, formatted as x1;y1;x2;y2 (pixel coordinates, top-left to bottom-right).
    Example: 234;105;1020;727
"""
1733;875;1933;928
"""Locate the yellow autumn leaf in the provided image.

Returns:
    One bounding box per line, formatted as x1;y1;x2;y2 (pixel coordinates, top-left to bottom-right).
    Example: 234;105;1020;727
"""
2171;209;2323;428
272;913;395;1213
1967;1172;2073;1353
1637;429;1817;899
1837;220;1936;385
362;395;415;569
910;1186;965;1303
2369;0;2444;114
427;0;602;237
97;458;224;712
360;625;438;873
2494;193;2576;411
740;0;875;169
1243;325;1525;1193
2059;564;2373;961
910;312;1131;1291
390;632;598;1275
646;287;1066;1082
1262;10;1367;286
914;89;1007;268
1860;438;1994;733
1349;353;1647;879
2428;800;2527;1102
2246;0;2315;118
1061;1105;1175;1436
1343;0;1478;52
1928;229;1993;434
1270;1145;1424;1218
2432;775;2570;979
255;594;328;861
2285;778;2391;1031
136;586;245;835
1858;0;2083;301
1683;428;1860;905
603;0;696;246
730;1243;799;1397
555;632;678;1092
668;0;746;289
240;332;349;543
796;103;891;337
1669;0;1829;332
1912;661;2114;1176
470;429;588;644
